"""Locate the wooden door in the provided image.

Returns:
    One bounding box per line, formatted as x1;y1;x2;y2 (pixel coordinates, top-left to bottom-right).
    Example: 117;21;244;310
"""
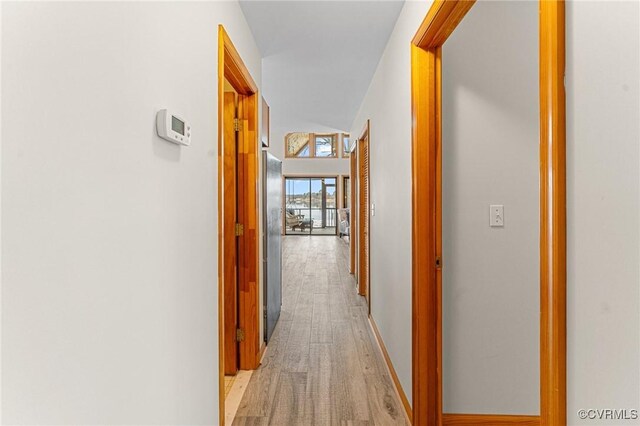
358;132;370;306
223;91;238;375
236;93;261;370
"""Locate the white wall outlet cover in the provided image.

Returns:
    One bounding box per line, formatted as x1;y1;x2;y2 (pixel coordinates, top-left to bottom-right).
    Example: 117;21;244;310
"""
490;204;504;227
371;202;376;216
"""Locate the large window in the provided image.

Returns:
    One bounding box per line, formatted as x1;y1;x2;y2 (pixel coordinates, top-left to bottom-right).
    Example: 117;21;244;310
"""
285;132;349;159
285;177;337;235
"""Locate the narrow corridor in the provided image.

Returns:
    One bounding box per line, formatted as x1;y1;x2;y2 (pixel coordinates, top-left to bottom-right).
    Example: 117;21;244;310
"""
233;237;407;425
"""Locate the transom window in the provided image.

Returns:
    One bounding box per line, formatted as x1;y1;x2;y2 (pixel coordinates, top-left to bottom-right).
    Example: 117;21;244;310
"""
342;134;351;158
285;132;349;158
285;133;311;158
314;134;336;157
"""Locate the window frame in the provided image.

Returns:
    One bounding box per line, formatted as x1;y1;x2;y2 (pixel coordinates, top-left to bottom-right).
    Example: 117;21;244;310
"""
341;133;351;158
285;132;353;159
284;132;313;158
313;133;337;158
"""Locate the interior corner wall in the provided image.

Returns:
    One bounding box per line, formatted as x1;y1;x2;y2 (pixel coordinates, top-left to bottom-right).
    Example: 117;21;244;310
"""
1;2;261;424
566;1;639;424
349;0;434;405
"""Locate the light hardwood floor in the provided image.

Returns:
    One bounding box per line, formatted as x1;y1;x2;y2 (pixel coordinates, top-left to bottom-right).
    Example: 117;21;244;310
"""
233;236;407;425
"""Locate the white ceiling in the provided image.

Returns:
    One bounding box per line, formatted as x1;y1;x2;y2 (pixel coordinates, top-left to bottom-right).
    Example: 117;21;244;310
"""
239;1;405;131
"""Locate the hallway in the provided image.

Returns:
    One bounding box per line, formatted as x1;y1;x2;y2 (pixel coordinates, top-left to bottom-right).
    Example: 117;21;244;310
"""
233;237;407;425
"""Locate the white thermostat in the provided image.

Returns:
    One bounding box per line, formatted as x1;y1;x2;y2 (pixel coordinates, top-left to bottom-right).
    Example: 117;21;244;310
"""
156;109;191;146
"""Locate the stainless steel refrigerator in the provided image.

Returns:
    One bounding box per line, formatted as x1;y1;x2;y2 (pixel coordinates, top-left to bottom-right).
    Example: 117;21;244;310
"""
262;152;282;343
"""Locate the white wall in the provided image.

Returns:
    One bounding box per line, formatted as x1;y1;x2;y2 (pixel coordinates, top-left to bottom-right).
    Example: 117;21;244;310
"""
441;1;539;415
1;2;261;424
566;1;639;424
352;0;640;417
350;0;434;404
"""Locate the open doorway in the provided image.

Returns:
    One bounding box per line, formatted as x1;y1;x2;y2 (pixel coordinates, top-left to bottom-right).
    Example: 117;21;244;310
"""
349;121;371;310
217;25;261;426
357;121;370;310
283;176;338;236
410;1;566;424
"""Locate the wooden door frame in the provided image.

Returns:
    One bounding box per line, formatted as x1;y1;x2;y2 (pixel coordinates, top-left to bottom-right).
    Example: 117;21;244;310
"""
218;25;261;426
410;1;566;425
357;121;371;309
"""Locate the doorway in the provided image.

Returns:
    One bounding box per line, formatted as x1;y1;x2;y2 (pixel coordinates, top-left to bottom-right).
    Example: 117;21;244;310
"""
218;25;261;426
284;176;338;236
410;1;566;425
351;121;370;311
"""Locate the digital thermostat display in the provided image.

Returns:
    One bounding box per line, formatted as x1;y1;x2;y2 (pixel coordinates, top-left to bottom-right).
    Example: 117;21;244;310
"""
171;116;185;135
157;109;190;146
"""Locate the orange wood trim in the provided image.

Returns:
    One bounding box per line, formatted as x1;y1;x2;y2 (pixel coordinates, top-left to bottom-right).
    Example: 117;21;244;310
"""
410;41;439;426
442;414;540;425
412;0;476;48
217;25;226;426
221;28;257;95
539;1;566;425
411;2;566;425
369;316;413;424
434;45;444;425
218;25;260;425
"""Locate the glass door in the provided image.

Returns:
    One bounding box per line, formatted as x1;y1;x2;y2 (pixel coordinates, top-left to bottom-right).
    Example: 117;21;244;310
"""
284;177;337;235
285;178;312;235
321;178;337;235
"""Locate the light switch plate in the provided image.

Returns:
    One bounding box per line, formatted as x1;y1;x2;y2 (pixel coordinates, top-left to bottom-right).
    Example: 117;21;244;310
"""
490;205;504;227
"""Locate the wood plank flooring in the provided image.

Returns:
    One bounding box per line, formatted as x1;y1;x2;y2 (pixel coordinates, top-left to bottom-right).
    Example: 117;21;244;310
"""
233;236;407;426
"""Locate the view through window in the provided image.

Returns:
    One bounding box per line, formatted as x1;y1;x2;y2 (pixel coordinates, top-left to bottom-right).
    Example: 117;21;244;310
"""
285;177;337;235
285;133;349;158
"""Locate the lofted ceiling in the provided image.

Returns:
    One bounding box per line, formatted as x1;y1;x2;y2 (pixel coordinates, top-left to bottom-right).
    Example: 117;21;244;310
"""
239;0;405;131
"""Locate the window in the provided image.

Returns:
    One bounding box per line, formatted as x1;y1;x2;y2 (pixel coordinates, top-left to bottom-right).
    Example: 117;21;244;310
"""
285;133;311;158
342;134;351;157
285;132;349;159
315;134;336;157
